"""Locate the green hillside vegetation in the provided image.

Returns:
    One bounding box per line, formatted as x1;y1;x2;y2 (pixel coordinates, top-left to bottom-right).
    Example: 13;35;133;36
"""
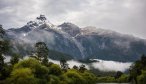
0;58;97;84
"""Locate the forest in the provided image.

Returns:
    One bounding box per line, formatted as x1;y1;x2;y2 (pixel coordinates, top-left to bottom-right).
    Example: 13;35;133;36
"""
0;25;146;84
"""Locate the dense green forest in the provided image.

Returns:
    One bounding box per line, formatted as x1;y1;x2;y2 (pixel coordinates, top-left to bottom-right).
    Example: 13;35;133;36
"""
0;25;146;84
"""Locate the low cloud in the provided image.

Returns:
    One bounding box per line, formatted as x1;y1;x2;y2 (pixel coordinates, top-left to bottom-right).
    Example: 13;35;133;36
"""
91;59;132;72
50;59;132;72
5;56;132;72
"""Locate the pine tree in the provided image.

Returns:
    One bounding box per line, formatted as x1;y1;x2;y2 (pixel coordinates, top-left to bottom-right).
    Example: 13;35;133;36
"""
60;59;69;71
0;25;6;70
10;53;20;65
0;25;9;80
35;42;49;66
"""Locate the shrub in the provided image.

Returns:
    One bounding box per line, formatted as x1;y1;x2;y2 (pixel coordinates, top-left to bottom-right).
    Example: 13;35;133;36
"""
7;68;38;84
49;64;62;75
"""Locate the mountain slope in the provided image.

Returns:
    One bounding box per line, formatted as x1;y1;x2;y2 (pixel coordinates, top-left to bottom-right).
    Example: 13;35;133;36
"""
6;15;146;62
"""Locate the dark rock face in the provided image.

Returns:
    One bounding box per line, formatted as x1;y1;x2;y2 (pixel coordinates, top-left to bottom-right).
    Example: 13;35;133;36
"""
5;16;146;62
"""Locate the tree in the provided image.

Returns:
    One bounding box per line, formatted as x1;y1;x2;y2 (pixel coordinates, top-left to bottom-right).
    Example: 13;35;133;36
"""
49;64;62;75
79;64;87;73
137;70;146;84
141;54;146;69
63;70;85;84
129;54;146;84
13;58;49;83
10;53;21;65
114;71;123;79
60;59;69;71
0;25;5;38
0;25;9;80
81;71;97;84
7;68;38;84
73;65;79;70
35;42;49;66
0;25;6;70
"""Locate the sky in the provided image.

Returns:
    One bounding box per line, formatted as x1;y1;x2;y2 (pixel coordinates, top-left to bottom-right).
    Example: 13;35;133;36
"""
0;0;146;39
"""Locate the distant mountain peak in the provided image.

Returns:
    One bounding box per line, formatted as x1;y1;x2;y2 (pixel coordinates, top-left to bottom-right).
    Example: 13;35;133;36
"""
58;22;80;36
58;22;79;28
26;15;54;29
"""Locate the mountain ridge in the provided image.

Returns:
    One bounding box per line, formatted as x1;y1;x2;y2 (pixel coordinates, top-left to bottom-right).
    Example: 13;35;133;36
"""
5;15;146;62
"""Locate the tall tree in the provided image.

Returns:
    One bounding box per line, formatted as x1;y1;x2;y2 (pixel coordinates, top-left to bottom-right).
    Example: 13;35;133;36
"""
10;53;21;65
0;24;5;38
79;64;87;73
35;42;49;66
0;25;9;80
129;54;146;84
60;59;69;71
0;25;7;70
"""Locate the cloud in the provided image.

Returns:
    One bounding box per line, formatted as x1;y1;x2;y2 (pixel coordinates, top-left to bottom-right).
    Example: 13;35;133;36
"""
91;59;132;72
5;56;132;72
49;59;132;72
49;59;90;69
0;0;146;38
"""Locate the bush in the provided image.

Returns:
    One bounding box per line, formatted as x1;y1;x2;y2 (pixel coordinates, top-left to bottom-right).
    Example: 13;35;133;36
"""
81;71;97;84
6;68;38;84
137;70;146;84
117;74;129;83
63;70;85;84
49;64;62;75
96;76;116;83
48;75;61;84
12;58;49;83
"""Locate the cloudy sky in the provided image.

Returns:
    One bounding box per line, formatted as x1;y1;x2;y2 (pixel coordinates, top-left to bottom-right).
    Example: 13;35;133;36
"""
0;0;146;38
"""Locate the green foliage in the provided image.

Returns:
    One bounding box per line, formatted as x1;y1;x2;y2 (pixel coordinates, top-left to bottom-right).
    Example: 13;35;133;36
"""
0;40;9;54
49;64;62;75
73;65;79;70
14;58;41;70
3;58;97;84
0;24;5;38
10;53;21;65
116;74;129;83
96;76;116;83
114;71;123;79
35;42;49;59
137;70;146;84
0;55;98;84
48;75;61;84
13;58;49;83
63;69;85;84
0;64;12;80
129;54;146;83
0;25;10;81
81;71;97;84
7;68;38;84
79;64;87;73
35;42;49;67
60;59;69;71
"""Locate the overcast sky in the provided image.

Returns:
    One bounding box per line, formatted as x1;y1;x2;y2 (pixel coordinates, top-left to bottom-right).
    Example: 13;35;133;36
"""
0;0;146;39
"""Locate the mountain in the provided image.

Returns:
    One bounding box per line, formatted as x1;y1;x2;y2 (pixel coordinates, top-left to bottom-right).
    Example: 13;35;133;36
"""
6;15;146;62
